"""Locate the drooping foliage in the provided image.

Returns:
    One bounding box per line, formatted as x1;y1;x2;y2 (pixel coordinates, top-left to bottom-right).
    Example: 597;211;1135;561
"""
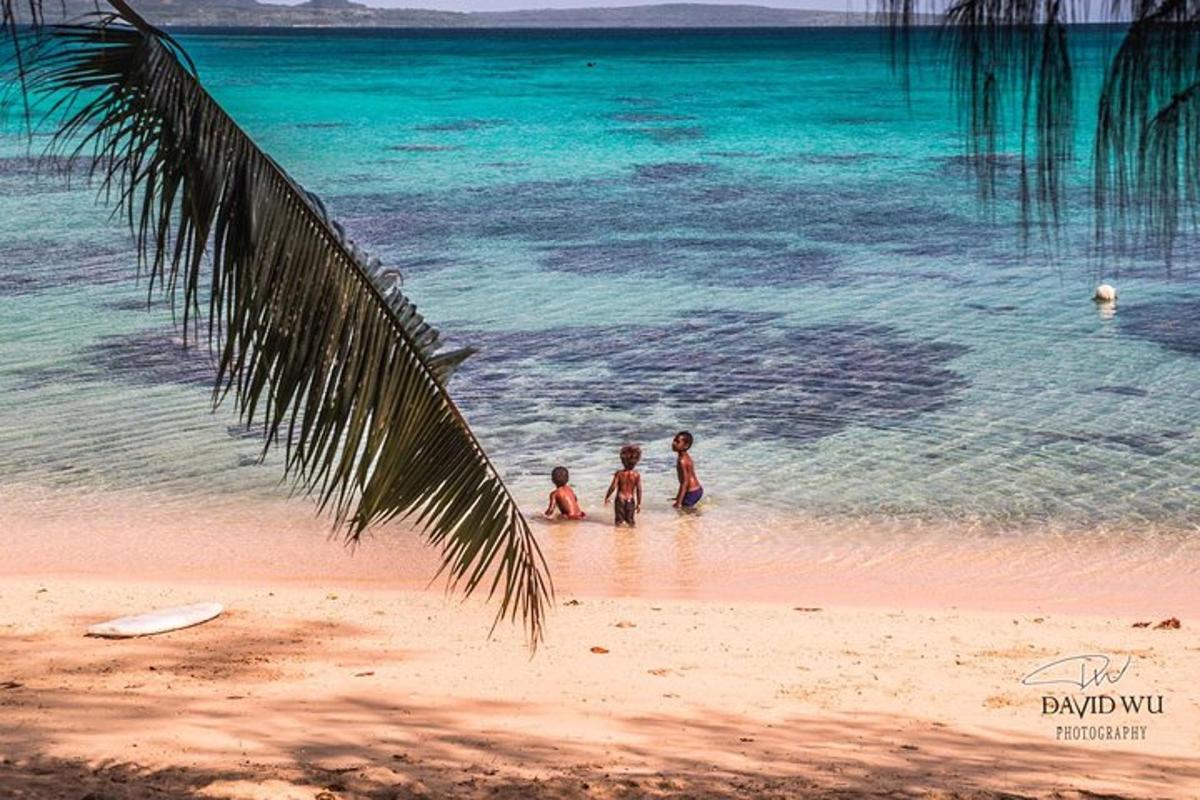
882;0;1200;257
2;0;551;643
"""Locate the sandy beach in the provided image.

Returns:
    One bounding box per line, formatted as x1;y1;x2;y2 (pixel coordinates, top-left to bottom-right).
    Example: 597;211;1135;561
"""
9;8;1200;799
2;489;1199;799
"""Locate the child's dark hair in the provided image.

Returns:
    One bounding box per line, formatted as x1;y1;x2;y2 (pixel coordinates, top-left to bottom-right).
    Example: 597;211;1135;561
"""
619;444;642;469
551;466;569;486
675;430;694;449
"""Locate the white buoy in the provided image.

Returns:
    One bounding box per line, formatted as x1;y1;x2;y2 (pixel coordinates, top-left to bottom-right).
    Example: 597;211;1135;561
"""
1094;283;1117;302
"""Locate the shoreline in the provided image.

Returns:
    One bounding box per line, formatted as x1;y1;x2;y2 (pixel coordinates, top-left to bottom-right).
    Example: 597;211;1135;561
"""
3;487;1199;797
4;483;1198;619
4;485;1199;797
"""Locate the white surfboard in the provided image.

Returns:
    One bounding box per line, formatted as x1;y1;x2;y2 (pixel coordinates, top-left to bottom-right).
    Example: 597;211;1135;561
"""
86;602;224;638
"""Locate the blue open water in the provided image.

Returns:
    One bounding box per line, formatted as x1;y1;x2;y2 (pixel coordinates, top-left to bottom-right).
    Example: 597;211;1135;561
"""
2;28;1199;536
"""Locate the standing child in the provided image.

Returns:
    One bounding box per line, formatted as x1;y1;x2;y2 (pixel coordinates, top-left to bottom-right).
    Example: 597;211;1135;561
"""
544;466;586;520
672;430;703;509
604;444;643;526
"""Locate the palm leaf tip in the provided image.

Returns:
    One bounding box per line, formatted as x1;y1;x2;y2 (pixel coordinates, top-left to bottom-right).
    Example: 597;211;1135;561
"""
17;1;551;643
884;0;1200;256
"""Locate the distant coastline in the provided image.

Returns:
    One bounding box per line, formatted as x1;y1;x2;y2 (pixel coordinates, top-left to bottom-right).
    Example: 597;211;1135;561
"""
45;0;930;29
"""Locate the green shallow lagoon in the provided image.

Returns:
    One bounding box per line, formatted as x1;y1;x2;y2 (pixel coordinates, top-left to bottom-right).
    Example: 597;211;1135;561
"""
3;28;1200;535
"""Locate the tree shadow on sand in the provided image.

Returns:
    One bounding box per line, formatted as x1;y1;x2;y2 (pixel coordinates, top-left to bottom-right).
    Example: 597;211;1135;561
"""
1;605;1193;799
1;685;1191;799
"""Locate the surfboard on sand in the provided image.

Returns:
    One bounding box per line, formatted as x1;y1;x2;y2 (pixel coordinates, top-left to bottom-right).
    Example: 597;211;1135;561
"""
86;602;224;638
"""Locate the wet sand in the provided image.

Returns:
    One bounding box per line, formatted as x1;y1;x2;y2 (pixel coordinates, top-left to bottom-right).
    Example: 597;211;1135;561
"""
1;485;1199;798
4;483;1198;616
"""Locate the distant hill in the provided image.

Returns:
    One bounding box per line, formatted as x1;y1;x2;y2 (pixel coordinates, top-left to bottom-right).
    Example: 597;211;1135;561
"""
48;0;909;28
471;4;878;27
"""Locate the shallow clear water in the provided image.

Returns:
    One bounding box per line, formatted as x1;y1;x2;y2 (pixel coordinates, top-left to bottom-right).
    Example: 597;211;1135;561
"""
3;28;1200;541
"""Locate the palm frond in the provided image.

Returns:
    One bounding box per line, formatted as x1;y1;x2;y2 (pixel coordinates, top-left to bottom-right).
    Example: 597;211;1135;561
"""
0;0;45;130
1094;0;1200;255
885;0;1200;256
15;1;551;642
901;0;1078;231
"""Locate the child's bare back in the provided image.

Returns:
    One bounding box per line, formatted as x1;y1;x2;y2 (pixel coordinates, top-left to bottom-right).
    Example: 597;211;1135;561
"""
605;444;643;526
613;469;640;499
544;466;586;520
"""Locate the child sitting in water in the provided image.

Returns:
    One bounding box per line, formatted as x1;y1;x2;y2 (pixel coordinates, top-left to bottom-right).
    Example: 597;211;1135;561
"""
672;430;703;509
604;444;643;527
544;466;586;520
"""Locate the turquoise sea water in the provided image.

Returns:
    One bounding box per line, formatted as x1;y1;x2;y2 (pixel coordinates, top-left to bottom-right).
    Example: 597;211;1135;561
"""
3;28;1200;538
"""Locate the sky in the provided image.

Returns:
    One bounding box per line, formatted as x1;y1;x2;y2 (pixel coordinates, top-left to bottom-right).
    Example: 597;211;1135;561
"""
260;0;873;13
